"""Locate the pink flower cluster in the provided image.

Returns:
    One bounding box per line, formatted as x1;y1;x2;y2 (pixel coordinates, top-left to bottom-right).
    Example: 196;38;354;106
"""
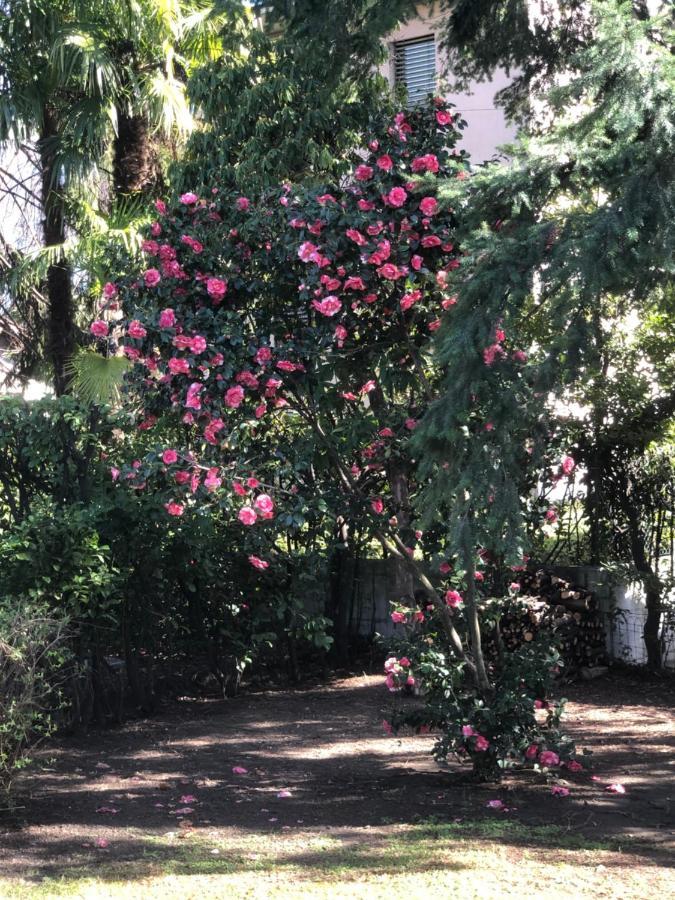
384;656;414;692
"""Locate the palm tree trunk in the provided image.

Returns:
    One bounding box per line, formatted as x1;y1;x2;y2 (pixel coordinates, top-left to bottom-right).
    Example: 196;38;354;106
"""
113;111;161;196
39;107;74;395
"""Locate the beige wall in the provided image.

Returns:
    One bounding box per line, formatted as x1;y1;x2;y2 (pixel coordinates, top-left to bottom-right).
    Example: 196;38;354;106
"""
380;3;518;163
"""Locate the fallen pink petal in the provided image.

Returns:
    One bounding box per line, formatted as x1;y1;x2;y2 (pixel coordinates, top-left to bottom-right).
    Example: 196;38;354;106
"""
232;766;248;775
605;783;627;794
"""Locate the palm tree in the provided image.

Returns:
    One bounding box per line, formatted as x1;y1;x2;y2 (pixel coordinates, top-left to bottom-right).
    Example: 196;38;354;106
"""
0;0;233;393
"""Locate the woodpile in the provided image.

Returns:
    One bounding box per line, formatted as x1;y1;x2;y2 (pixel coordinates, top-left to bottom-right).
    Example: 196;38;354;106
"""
485;570;607;675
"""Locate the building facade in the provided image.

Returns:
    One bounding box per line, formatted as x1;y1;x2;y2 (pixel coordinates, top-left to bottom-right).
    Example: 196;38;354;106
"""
380;3;517;163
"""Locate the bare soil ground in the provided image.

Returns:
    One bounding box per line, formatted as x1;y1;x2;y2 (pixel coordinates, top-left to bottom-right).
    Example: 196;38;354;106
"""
1;669;673;887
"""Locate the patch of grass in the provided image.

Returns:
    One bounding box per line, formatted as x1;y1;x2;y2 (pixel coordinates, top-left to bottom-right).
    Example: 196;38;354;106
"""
4;819;670;899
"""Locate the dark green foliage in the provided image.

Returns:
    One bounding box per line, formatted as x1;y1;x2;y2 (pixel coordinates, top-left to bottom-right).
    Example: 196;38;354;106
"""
418;1;675;564
177;0;417;192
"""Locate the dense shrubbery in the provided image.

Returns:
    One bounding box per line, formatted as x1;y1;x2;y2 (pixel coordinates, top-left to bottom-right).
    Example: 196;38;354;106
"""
0;600;71;797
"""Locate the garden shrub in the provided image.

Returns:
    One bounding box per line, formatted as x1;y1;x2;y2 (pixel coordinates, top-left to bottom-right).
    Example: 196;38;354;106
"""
0;599;71;798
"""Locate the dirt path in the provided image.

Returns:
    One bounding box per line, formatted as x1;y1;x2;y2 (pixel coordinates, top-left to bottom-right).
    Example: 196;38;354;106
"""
1;671;673;881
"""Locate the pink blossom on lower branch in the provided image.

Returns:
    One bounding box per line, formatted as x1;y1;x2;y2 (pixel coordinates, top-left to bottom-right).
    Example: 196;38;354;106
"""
248;555;269;571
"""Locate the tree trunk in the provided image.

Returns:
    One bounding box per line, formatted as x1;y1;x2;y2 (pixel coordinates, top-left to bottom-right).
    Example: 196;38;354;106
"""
387;459;415;605
39;107;75;396
622;497;662;670
113;111;161;197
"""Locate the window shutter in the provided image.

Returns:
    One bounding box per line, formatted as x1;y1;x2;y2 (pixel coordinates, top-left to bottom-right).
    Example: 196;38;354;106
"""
394;36;436;106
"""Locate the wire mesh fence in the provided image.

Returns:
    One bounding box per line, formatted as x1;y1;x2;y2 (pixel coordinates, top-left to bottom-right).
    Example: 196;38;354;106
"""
600;606;675;669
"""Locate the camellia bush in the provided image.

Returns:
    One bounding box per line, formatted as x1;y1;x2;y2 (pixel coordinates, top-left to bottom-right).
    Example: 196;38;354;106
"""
95;99;576;779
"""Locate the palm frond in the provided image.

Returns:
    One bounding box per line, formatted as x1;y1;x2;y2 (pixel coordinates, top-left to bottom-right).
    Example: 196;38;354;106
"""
65;348;130;405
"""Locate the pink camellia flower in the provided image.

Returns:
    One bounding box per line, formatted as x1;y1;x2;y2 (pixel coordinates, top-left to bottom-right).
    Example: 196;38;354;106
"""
387;186;407;207
436;109;453;126
341;391;358;401
486;799;506;810
246;477;261;489
377;263;404;280
345;228;367;246
255;346;272;365
90;320;109;338
360;380;377;394
236;197;250;211
405;418;418;431
168;357;190;376
206;277;227;301
95;838;109;849
411;154;440;174
551;786;570;797
103;282;118;298
371;497;384;514
162;449;178;465
376;154;394;171
144;268;161;287
354;164;373;182
190;335;207;354
399;657;411;668
474;735;490;752
224;385;245;408
421;235;442;248
142;239;159;255
384;657;399;673
358;198;376;211
254;494;274;515
439;561;452;574
159;308;176;328
204;468;222;492
461;725;475;737
605;783;626;794
545;508;558;523
312;296;342;317
334;324;348;345
248;555;269;570
254;403;266;418
175;471;190;485
565;760;584;773
180;192;198;204
441;296;458;310
155;199;167;215
538;750;560;768
534;699;548;710
400;291;421;311
232;481;247;497
509;582;521;593
379;427;394;438
525;743;539;760
444;590;463;608
562;455;576;475
391;611;406;624
344;276;366;291
110;467;120;481
238;506;257;526
419;197;438;216
184;382;203;410
427;318;441;332
474;571;484;582
164;501;184;517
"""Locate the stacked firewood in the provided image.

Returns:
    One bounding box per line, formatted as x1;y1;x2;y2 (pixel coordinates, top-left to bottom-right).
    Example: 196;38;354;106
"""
485;570;607;674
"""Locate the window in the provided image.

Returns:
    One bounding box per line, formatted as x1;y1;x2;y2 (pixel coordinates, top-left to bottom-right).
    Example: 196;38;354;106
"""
394;36;436;106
